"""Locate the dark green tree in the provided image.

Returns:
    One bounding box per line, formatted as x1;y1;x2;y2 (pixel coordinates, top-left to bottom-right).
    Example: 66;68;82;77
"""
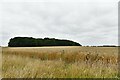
8;37;82;47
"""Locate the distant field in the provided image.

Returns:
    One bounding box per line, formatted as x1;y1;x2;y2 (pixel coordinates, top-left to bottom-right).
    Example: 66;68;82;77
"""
2;46;118;78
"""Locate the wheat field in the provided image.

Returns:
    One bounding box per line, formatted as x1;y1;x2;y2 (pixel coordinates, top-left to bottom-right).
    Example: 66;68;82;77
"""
2;46;119;78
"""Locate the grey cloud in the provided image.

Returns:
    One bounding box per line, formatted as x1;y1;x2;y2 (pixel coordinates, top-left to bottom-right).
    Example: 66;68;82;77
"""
1;0;118;46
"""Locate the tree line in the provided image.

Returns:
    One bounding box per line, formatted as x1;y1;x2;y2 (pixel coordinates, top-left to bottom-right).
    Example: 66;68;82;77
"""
8;37;82;47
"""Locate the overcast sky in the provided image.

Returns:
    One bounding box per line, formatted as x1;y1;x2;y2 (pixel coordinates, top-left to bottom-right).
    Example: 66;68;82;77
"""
1;0;119;46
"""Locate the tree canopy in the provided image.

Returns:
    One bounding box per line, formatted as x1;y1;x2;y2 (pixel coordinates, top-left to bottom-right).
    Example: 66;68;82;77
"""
8;37;82;47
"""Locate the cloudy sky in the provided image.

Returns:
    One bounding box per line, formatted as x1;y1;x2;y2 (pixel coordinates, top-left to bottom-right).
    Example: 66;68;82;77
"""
1;0;119;46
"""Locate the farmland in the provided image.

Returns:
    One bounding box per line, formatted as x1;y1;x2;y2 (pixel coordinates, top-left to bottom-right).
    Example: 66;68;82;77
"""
2;46;118;78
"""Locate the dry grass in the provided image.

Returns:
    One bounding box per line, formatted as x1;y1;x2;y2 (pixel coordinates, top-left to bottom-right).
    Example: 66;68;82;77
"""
2;46;118;78
0;47;2;78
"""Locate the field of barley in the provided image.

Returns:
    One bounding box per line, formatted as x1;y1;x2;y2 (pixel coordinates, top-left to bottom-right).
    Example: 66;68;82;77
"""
2;46;119;78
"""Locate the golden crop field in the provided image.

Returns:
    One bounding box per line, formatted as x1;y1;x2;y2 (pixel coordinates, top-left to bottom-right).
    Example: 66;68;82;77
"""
2;46;119;78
